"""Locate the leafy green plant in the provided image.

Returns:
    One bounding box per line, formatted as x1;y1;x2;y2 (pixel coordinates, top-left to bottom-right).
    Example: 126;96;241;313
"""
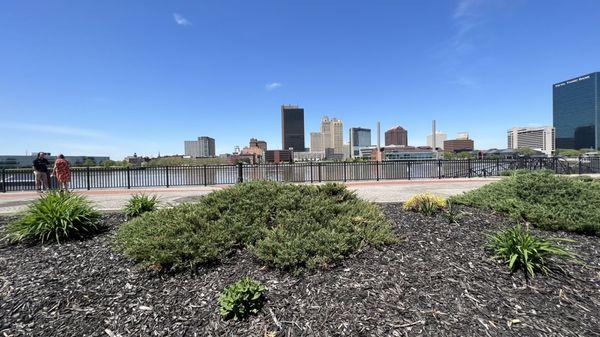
443;201;463;224
218;277;266;320
403;193;446;216
487;224;575;278
123;193;159;218
114;181;396;272
451;171;600;235
4;191;101;244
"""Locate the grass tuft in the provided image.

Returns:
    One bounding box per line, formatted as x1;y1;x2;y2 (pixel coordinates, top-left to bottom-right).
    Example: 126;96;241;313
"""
487;224;575;278
4;191;101;244
403;193;446;216
123;193;159;218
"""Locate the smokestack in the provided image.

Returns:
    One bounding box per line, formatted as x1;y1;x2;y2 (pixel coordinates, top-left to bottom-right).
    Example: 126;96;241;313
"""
432;120;437;159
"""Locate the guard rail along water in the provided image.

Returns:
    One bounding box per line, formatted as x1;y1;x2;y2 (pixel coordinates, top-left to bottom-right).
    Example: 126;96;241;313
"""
2;157;599;192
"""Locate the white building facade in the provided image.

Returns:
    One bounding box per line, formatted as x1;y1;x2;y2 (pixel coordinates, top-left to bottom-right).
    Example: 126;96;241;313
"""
507;126;555;156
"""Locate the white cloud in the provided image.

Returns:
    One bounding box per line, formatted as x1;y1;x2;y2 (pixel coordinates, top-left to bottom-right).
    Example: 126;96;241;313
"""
0;122;109;139
265;82;283;91
173;13;191;26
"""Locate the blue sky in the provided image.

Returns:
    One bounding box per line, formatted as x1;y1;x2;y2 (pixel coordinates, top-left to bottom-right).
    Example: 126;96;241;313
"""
1;0;599;159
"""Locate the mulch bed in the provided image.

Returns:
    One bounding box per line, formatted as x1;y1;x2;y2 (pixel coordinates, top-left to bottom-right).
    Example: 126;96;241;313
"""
1;206;599;337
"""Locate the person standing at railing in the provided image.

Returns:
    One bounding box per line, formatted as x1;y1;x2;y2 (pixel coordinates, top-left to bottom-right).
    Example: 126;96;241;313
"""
32;152;50;193
52;154;71;191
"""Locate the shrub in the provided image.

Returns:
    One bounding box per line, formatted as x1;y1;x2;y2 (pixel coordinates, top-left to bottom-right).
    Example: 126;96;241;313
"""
450;171;600;235
123;193;159;218
403;193;446;215
218;277;266;320
487;224;575;278
114;181;396;272
4;191;101;244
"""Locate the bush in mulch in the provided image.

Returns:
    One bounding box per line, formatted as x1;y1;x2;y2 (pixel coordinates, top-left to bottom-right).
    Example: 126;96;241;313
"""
114;181;396;273
218;276;266;320
487;224;576;279
450;170;600;235
122;193;159;218
3;191;101;244
402;193;446;215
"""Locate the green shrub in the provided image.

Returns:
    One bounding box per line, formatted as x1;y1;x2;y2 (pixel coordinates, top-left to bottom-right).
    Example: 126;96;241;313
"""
403;193;446;216
114;181;396;272
487;224;575;278
4;191;101;244
450;171;600;235
218;277;266;320
123;193;159;218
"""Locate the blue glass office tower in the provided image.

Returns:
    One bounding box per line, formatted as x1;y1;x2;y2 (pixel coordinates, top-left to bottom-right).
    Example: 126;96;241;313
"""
553;72;599;150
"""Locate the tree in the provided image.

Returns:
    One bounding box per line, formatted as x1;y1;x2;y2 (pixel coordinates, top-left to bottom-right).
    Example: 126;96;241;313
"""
515;147;536;157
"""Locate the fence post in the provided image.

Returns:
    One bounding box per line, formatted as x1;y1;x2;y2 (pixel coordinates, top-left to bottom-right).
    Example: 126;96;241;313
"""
468;158;472;178
376;161;380;181
310;162;313;183
343;162;347;182
86;166;91;190
1;168;5;193
438;160;442;179
496;158;500;175
318;162;322;182
203;165;208;186
237;162;244;183
407;161;411;180
165;166;170;188
126;166;131;189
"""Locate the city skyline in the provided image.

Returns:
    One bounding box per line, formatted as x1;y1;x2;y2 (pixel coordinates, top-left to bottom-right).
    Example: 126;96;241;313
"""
1;1;599;158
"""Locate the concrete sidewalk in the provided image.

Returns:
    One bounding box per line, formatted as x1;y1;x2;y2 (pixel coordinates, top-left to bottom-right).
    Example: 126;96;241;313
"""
0;177;502;214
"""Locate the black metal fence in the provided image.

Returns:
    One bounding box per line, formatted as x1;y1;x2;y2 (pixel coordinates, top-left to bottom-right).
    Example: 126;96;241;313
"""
2;157;600;192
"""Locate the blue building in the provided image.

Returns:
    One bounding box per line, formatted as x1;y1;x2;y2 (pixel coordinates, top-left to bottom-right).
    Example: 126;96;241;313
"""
553;72;600;150
349;127;371;158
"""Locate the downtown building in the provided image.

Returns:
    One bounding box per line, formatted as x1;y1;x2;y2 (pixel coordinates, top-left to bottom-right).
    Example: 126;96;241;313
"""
349;127;371;158
553;72;600;150
444;133;474;153
309;116;344;155
184;136;216;158
507;126;555;156
426;131;447;150
385;126;408;146
281;105;306;152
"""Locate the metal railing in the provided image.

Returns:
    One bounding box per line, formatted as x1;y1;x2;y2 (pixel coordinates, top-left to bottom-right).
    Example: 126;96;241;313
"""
2;157;599;192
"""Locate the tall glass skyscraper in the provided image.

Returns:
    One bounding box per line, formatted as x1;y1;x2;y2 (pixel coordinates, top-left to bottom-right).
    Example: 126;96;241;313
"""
281;105;305;152
553;72;599;150
349;127;371;157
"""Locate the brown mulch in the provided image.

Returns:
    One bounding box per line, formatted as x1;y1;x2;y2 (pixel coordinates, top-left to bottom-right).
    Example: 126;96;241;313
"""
1;206;599;337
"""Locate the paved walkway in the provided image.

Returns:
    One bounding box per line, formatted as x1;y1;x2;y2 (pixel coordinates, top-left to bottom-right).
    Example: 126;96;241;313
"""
0;178;502;214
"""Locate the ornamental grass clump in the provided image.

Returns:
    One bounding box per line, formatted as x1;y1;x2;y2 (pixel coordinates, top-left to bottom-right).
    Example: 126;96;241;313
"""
403;193;446;216
123;193;159;218
114;181;396;273
4;191;101;244
450;171;600;235
487;224;575;278
218;277;266;320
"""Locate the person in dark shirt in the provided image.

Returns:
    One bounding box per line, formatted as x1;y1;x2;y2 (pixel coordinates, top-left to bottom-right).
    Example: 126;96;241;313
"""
33;152;50;192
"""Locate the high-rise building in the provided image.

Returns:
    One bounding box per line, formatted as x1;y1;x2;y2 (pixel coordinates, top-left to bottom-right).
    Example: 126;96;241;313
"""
310;132;324;152
426;132;447;150
281;105;305;151
310;116;344;155
184;136;215;158
385;126;408;146
553;72;600;150
507;126;555;156
349;127;372;157
249;138;267;152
